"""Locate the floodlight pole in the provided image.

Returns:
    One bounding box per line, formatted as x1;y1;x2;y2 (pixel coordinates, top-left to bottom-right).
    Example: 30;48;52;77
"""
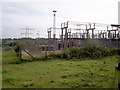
53;10;57;52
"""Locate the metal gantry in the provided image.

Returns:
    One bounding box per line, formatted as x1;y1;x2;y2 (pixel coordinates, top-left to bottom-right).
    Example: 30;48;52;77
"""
47;21;120;52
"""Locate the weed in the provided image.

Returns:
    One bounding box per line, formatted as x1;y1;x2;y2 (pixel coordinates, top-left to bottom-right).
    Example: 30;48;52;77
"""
58;63;62;65
2;70;8;74
76;64;81;66
61;75;67;78
21;82;34;87
50;80;54;83
3;77;14;83
59;68;68;71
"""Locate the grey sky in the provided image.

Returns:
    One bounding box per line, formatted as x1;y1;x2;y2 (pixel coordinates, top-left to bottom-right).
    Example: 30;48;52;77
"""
1;0;120;38
118;1;120;32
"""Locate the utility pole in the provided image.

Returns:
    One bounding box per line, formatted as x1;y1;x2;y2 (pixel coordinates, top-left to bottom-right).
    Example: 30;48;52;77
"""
53;10;57;51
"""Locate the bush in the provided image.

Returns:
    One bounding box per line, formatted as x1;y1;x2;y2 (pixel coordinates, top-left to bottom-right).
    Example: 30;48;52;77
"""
60;52;68;58
66;47;79;59
110;48;120;55
48;53;59;59
64;46;111;59
35;46;120;61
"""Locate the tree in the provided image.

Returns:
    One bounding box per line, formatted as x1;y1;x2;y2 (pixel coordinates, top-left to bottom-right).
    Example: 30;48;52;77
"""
14;41;26;60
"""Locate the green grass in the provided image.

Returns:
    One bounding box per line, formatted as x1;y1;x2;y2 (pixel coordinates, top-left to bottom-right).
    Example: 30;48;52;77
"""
2;51;120;88
2;51;21;64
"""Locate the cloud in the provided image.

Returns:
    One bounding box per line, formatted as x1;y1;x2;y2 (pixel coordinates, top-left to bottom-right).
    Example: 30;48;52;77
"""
1;0;119;38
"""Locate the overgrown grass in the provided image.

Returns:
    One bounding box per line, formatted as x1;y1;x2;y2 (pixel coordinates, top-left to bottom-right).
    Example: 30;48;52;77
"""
2;51;120;88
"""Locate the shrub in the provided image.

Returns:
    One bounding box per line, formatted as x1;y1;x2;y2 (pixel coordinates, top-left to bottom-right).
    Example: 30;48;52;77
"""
60;52;68;59
118;48;120;55
48;53;58;59
110;48;120;55
47;52;68;59
66;47;79;59
55;53;65;58
65;46;111;59
35;46;119;61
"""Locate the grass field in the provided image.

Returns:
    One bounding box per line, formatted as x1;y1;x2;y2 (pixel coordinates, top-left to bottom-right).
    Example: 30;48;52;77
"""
2;51;20;64
2;51;120;88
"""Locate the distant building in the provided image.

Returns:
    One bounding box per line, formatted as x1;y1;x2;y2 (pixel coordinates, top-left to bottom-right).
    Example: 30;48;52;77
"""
37;45;54;52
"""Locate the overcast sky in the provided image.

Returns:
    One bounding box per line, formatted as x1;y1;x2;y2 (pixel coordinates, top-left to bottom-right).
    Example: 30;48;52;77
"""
1;0;120;38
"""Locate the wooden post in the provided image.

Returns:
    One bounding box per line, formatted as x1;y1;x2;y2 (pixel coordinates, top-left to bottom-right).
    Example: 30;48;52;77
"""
23;49;35;59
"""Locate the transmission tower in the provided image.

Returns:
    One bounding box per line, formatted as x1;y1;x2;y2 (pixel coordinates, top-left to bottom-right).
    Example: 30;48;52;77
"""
37;30;40;38
20;26;34;38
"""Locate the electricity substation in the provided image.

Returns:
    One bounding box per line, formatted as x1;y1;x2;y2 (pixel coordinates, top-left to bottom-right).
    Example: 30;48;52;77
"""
46;21;120;52
21;10;120;54
42;10;120;53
